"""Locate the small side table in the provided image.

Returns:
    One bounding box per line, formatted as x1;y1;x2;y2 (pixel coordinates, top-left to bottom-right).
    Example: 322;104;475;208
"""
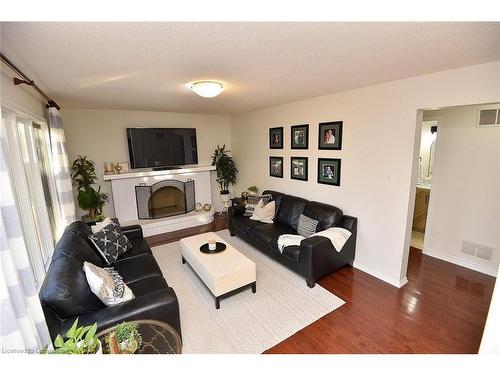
97;319;182;354
213;211;228;231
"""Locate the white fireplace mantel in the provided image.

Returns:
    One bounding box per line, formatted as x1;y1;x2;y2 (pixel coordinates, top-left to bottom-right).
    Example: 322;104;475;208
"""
103;165;216;181
104;165;215;236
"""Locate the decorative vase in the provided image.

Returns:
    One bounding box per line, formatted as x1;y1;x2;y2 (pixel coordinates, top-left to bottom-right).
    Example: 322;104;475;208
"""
241;191;249;205
203;203;212;212
220;190;231;212
194;203;203;213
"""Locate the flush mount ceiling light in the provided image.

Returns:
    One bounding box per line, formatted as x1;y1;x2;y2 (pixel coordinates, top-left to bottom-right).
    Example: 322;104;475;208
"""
190;81;224;98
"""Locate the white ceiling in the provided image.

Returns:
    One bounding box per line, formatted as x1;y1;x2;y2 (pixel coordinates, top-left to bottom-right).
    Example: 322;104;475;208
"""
1;22;500;114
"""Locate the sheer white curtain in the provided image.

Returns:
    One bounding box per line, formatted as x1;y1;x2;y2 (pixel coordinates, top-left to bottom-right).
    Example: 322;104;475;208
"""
48;107;75;239
0;108;51;352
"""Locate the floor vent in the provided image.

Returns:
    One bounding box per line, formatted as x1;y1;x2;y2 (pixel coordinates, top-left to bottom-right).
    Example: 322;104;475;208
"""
461;240;494;262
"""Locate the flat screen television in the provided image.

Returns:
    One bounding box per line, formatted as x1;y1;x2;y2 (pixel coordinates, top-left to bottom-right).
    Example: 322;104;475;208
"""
127;128;198;169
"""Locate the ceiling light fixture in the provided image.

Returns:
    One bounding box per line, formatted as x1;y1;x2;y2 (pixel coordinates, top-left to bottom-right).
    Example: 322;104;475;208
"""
190;81;224;98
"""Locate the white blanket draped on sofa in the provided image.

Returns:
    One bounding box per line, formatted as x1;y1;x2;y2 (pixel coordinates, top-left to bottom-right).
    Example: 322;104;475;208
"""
278;227;352;253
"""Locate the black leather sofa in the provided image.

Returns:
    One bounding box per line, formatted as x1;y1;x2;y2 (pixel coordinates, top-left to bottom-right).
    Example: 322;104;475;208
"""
39;221;181;341
228;190;357;287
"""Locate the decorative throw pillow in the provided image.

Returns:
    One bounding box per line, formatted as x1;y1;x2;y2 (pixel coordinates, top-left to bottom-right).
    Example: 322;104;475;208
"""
289;202;306;230
250;199;276;223
88;221;132;265
83;262;134;307
90;216;112;234
297;214;319;238
244;194;272;216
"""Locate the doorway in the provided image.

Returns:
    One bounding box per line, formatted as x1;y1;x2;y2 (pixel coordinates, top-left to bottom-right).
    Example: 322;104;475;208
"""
410;120;438;250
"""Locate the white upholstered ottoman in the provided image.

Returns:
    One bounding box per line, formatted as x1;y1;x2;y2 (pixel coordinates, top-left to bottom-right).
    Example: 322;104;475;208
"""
179;232;256;309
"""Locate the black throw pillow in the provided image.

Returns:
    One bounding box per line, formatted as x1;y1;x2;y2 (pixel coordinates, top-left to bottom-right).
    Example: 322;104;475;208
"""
88;221;132;265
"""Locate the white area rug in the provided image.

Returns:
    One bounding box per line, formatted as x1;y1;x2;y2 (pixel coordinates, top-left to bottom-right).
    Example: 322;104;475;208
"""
151;230;344;353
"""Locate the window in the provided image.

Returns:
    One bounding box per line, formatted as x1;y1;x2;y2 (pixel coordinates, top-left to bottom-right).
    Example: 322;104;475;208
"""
1;107;57;286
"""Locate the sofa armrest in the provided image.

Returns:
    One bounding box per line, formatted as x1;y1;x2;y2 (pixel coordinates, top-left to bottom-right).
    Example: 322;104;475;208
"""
121;224;143;240
228;204;245;235
299;229;356;286
60;288;181;339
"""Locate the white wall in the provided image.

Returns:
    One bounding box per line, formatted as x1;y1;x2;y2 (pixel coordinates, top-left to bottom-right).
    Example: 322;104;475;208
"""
0;69;46;119
422;105;500;276
480;268;500;353
230;61;500;287
418;120;437;184
62;108;232;217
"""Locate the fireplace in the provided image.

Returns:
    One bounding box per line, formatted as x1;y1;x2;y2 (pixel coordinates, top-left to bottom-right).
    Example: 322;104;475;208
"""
135;179;195;219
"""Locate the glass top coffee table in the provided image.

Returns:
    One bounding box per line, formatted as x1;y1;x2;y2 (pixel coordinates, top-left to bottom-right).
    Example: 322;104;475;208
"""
97;319;182;354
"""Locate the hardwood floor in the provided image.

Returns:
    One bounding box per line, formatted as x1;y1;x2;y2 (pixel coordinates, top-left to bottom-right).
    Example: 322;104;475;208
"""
264;247;495;353
150;226;495;353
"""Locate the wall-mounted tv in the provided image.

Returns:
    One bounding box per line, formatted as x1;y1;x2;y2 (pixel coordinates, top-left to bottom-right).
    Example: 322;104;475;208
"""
127;128;198;169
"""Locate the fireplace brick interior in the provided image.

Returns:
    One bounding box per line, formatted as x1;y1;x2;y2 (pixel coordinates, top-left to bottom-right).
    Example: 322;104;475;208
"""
148;186;186;218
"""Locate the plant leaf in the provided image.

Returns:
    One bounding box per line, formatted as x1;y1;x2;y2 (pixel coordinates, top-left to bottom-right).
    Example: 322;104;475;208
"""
66;318;79;339
54;335;64;348
85;323;98;342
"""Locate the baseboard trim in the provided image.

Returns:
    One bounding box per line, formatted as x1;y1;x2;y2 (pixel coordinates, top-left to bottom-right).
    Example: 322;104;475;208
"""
423;249;498;277
353;261;408;288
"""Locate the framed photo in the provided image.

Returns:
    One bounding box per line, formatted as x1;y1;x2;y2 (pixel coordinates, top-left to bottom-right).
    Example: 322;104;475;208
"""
290;157;308;181
318;121;343;150
269;156;283;178
291;124;309;149
269;127;283;149
116;162;130;173
317;158;341;186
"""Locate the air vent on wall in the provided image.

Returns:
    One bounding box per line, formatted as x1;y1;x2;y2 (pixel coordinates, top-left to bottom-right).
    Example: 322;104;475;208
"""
477;106;500;127
461;240;494;262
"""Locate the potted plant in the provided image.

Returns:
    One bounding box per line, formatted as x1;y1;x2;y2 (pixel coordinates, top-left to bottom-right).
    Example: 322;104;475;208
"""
106;322;142;354
43;318;101;354
70;155;109;221
247;186;258;194
211;145;238;210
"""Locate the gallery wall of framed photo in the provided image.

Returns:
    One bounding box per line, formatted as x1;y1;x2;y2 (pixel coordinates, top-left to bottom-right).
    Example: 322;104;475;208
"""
268;121;343;186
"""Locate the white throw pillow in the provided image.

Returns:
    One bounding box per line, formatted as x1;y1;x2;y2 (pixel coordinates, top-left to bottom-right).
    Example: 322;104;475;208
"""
90;217;112;234
250;199;275;224
83;262;134;307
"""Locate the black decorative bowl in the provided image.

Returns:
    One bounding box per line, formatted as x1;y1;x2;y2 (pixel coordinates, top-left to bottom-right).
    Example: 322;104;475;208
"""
199;242;227;253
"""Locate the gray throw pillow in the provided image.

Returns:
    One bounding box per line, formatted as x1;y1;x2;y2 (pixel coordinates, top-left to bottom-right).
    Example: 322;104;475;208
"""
88;221;132;265
297;214;319;238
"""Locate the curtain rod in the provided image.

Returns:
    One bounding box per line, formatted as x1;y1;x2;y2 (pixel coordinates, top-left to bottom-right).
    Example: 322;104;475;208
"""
0;52;61;110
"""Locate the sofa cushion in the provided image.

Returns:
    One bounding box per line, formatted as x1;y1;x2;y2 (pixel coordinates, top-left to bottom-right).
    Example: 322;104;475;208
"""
282;245;301;263
303;201;343;230
232;215;265;235
112;255;163;285
40;231;106;318
275;195;307;230
126;276;168;297
114;237;153;262
251;222;296;250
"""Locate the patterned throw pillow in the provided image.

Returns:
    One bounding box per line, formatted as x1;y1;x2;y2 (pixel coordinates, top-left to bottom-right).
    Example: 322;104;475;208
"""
244;194;272;217
297;214;319;238
83;262;134;307
88;221;132;265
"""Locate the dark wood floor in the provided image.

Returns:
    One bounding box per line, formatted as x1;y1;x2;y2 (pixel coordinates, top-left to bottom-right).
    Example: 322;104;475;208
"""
150;225;495;353
264;247;495;353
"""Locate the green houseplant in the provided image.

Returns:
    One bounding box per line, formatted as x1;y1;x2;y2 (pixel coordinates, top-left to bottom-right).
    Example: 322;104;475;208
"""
106;322;142;354
43;318;101;354
70;155;109;220
211;145;238;210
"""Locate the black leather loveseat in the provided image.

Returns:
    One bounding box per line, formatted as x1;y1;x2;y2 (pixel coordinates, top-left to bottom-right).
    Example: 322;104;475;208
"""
228;190;357;288
39;221;181;341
